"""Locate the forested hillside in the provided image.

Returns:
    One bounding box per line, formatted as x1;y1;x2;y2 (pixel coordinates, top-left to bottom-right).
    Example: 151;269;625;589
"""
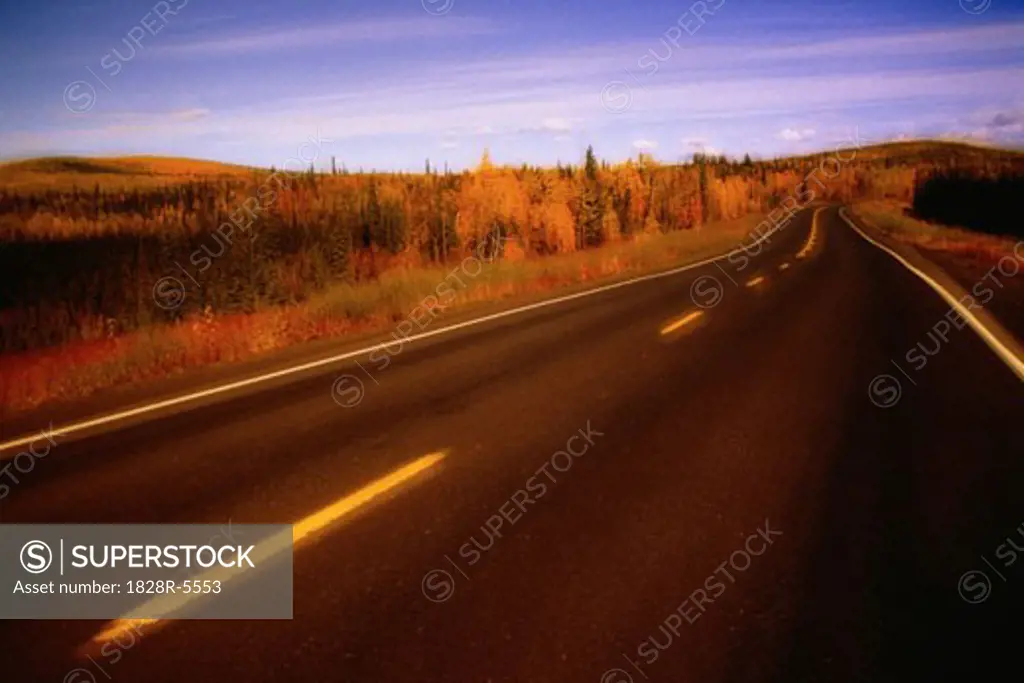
1;141;1021;354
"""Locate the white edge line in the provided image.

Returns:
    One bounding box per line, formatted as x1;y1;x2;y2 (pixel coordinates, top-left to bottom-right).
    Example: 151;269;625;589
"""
0;212;802;455
839;207;1024;382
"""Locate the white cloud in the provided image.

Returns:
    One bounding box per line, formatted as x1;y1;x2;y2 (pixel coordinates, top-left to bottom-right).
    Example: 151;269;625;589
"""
475;125;495;135
689;145;720;157
777;127;816;141
681;137;719;156
633;139;658;149
541;117;572;132
937;131;995;145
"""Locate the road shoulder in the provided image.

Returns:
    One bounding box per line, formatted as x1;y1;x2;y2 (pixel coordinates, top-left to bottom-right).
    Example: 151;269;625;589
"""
840;206;1024;382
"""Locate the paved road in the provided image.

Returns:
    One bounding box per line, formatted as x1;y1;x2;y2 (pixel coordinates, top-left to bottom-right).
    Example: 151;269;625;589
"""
2;206;1022;682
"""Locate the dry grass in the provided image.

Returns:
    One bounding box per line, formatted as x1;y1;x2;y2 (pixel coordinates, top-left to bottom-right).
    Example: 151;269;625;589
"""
850;200;1017;265
0;155;254;191
0;214;762;415
850;200;1024;344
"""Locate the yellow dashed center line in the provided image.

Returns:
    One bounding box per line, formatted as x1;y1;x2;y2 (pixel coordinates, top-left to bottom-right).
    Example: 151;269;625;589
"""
778;262;790;271
660;310;704;335
745;276;766;288
291;452;446;543
85;451;448;651
797;207;825;259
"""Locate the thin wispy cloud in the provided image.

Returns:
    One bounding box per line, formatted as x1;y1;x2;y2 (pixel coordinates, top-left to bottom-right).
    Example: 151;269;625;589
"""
517;117;575;134
170;108;211;121
422;22;1024;91
747;22;1024;61
5;1;1024;167
24;65;1021;149
158;16;498;56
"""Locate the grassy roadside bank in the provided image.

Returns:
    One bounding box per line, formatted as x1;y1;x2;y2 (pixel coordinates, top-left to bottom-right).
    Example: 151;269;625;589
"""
849;200;1024;342
850;200;1019;262
0;214;765;416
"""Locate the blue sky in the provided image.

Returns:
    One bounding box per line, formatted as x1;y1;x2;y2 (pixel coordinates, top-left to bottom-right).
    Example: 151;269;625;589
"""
1;0;1023;169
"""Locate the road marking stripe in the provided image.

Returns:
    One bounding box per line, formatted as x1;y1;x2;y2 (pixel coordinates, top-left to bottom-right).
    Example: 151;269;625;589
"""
745;276;766;288
660;310;704;335
292;451;445;542
839;207;1024;382
1;214;798;456
796;207;825;259
779;262;791;271
85;451;447;649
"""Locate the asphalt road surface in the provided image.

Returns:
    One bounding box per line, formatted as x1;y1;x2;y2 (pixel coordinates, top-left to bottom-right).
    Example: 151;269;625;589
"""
2;206;1022;683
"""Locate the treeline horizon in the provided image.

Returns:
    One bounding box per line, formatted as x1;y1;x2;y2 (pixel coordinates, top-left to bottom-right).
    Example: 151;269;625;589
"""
1;145;1021;354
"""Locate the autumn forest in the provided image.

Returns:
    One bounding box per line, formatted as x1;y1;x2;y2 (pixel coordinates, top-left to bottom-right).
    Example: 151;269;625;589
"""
0;141;1021;411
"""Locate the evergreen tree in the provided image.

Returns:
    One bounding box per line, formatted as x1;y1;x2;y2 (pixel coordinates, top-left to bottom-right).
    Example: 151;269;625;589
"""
577;146;603;247
698;156;709;224
585;145;599;182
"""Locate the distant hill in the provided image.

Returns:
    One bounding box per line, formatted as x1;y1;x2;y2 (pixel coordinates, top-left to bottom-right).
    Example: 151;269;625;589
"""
799;139;1024;165
0;155;257;191
2;141;1022;192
